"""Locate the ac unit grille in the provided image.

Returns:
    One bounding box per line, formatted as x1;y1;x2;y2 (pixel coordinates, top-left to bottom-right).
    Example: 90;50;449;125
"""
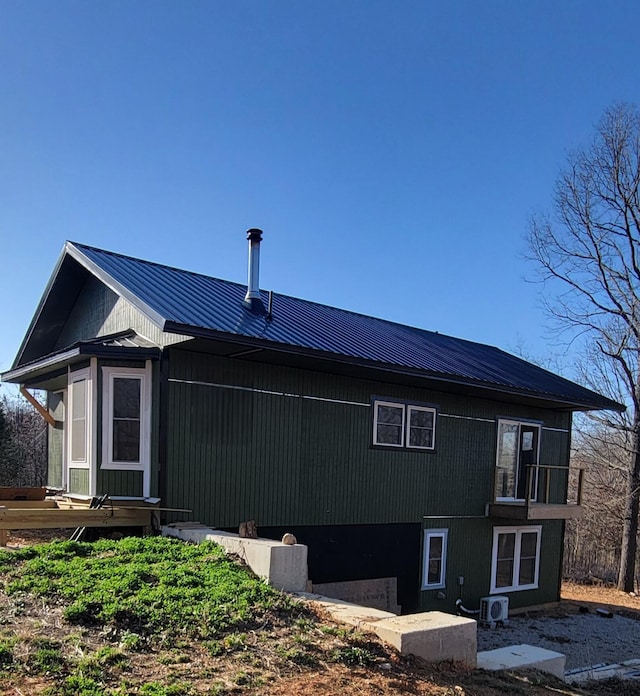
479;596;509;626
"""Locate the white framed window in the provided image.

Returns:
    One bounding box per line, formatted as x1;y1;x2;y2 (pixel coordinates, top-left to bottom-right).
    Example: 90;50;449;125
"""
372;399;436;450
101;365;151;483
68;367;91;468
490;525;542;593
422;529;448;589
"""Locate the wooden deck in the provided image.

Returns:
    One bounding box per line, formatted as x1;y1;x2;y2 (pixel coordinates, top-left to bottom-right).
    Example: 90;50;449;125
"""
0;495;161;546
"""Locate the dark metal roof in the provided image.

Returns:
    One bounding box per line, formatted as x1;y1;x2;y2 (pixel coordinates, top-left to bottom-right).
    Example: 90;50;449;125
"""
24;241;624;411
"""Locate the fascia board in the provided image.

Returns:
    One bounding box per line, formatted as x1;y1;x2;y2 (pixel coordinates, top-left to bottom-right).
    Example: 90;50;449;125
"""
11;245;70;369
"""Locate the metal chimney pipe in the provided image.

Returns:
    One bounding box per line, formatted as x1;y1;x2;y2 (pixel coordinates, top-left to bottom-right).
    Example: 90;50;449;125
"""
243;228;265;314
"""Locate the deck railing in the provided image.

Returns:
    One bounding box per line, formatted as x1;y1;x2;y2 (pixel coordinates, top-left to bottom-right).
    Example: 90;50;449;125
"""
523;463;584;508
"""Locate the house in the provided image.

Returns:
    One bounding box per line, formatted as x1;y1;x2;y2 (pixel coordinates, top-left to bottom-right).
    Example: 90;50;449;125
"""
1;230;622;614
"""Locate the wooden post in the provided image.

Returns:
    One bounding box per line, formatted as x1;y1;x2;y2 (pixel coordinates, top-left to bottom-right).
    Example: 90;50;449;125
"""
19;386;56;427
577;468;584;506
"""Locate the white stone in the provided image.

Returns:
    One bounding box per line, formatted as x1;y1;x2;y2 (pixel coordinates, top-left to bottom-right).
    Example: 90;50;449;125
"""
477;644;566;680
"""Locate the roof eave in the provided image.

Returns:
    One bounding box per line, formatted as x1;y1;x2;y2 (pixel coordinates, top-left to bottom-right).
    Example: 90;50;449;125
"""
2;343;161;385
164;321;625;413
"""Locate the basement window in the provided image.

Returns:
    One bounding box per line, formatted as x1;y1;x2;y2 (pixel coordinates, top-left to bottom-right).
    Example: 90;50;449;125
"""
422;529;448;589
490;525;541;593
372;399;436;450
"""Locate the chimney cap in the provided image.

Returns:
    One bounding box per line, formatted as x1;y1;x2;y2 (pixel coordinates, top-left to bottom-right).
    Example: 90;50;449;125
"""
246;228;263;242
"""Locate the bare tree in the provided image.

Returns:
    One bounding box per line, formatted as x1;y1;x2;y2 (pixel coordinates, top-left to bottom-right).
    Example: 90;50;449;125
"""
0;394;47;488
527;103;640;591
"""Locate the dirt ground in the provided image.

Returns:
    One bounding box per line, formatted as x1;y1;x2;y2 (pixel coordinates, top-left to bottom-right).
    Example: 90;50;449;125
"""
2;532;640;695
561;580;640;615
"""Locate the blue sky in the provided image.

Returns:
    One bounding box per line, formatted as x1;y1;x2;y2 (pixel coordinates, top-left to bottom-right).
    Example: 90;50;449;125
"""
2;0;639;385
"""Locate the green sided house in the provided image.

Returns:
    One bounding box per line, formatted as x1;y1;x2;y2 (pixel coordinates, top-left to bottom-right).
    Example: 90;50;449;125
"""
1;231;622;615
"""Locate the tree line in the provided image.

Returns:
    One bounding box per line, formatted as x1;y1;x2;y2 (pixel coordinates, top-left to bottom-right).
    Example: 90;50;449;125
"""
0;393;47;488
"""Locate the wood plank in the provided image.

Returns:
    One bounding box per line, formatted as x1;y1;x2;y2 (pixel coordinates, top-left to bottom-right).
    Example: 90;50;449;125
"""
0;487;47;501
0;501;58;509
526;504;584;520
0;507;153;530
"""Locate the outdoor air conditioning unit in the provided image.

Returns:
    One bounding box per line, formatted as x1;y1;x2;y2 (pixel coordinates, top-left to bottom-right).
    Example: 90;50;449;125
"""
479;596;509;628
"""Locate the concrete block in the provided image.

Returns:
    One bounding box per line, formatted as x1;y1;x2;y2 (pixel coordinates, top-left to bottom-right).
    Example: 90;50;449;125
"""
313;577;401;614
296;592;397;628
477;644;566;680
372;611;477;667
162;526;308;593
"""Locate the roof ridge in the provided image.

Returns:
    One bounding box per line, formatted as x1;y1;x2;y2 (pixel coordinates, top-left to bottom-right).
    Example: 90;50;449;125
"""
68;240;505;354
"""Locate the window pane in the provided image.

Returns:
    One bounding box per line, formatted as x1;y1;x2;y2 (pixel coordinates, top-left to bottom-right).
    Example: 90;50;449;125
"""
520;532;538;557
496;423;519;498
425;534;445;586
376;424;403;445
428;559;442;585
113;420;140;462
71;379;87;462
113;378;140;419
409;427;433;448
377;405;403;426
519;557;536;585
71;420;86;461
72;380;86;419
497;533;515;561
496;559;514;588
410;409;433;429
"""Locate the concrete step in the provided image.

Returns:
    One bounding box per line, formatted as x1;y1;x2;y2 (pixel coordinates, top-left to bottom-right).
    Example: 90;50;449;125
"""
477;644;566;679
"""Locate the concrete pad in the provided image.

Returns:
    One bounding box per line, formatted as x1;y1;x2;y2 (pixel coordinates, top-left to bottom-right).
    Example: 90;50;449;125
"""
371;611;477;667
478;644;566;680
162;525;308;593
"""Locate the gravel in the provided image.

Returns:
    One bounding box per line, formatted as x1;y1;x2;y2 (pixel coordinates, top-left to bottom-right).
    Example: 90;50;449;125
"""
477;610;640;670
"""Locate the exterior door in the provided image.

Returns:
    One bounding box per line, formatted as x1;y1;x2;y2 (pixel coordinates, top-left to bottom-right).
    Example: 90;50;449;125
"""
495;420;540;501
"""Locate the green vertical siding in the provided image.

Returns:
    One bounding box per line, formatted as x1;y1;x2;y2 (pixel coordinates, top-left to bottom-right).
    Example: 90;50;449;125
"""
165;348;572;528
68;468;89;495
163;348;571;609
98;470;144;497
47;392;65;488
420;518;564;612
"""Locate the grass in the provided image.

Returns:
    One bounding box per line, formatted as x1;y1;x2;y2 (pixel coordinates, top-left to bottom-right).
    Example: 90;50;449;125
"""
2;536;286;642
0;535;391;694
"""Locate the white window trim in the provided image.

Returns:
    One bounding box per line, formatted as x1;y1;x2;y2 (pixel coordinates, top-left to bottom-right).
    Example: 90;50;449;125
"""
372;400;406;447
490;525;542;594
422;528;448;590
101;363;151;497
372;400;436;450
66;360;98;495
406;404;436;451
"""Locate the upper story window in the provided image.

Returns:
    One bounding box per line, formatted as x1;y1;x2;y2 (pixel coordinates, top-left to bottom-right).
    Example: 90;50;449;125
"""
372;399;436;450
102;365;151;471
